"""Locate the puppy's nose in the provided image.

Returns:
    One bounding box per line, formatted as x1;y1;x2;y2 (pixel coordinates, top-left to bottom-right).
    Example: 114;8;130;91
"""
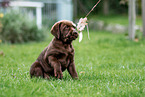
72;31;78;38
73;31;78;35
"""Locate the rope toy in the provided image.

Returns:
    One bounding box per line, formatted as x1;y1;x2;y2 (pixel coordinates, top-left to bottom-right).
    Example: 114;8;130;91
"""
76;0;101;42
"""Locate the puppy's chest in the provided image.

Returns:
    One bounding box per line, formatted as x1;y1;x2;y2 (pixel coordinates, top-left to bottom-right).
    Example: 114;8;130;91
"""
57;47;74;67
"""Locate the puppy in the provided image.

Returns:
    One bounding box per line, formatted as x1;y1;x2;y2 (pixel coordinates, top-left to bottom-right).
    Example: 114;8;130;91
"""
30;20;78;79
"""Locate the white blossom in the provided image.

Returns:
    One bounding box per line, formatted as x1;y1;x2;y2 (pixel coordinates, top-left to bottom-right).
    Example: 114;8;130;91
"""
77;17;90;42
79;32;83;42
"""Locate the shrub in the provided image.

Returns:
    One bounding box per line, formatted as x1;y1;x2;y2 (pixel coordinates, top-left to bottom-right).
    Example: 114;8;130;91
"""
0;11;46;43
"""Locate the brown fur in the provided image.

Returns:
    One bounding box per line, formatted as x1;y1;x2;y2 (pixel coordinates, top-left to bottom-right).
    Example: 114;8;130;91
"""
30;20;78;79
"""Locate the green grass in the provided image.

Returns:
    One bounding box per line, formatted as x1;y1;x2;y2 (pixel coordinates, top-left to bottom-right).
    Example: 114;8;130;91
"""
90;15;142;26
0;31;145;97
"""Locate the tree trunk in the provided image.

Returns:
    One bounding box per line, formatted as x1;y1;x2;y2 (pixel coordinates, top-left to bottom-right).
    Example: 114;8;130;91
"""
128;0;136;40
142;0;145;37
73;0;77;19
103;0;109;15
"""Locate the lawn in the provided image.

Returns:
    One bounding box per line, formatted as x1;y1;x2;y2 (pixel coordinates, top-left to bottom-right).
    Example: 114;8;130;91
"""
90;15;142;26
0;31;145;97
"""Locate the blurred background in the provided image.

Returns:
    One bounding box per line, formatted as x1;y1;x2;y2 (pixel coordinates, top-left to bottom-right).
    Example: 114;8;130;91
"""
0;0;144;43
1;1;145;96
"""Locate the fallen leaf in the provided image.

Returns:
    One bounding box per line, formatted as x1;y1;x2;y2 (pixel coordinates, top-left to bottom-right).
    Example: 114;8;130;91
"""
134;38;139;42
79;71;85;74
0;51;4;56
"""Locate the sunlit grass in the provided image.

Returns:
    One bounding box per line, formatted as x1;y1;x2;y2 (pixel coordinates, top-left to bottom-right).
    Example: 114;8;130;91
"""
90;15;142;26
0;31;145;97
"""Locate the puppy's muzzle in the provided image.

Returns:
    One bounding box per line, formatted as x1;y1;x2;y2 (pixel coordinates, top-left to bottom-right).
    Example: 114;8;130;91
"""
72;31;78;39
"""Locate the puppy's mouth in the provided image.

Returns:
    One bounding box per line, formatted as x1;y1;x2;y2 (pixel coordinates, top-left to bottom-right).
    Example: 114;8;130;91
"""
63;34;78;43
64;31;78;41
70;33;78;40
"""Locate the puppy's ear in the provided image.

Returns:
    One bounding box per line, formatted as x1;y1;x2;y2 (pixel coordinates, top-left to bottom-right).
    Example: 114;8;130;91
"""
51;22;61;39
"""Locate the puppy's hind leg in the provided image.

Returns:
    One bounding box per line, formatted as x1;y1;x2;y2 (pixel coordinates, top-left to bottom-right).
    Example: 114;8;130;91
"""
30;61;44;78
44;72;50;79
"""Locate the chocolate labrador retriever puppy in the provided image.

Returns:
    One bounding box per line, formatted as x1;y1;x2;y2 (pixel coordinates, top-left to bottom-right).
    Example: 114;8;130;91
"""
30;20;78;79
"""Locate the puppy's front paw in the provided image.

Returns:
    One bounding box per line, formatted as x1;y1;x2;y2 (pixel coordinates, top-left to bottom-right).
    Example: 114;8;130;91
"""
73;77;79;80
54;68;63;79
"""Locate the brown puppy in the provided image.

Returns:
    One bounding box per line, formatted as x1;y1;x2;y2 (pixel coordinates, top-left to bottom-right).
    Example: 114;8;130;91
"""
30;20;78;79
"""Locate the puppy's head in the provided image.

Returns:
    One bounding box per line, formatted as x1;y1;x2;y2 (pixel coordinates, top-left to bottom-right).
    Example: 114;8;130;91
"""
51;20;78;43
